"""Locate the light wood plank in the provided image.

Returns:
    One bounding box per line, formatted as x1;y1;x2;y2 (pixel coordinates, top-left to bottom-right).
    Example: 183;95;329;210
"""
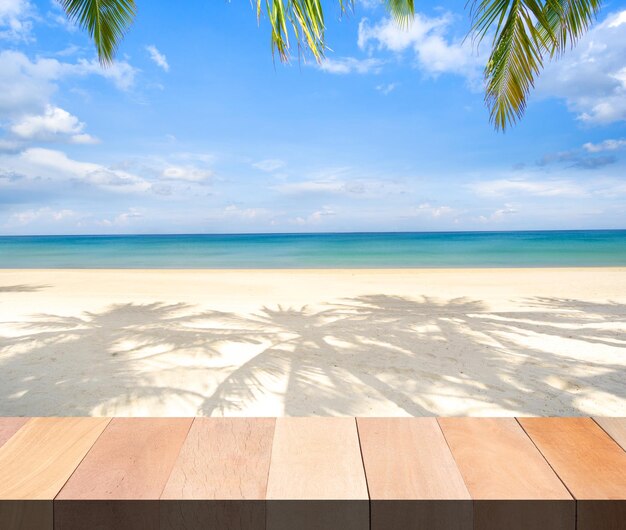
0;417;109;500
55;418;192;530
594;417;626;451
0;418;28;449
519;417;626;530
358;417;472;530
160;418;275;530
266;417;369;530
439;418;574;530
0;417;109;530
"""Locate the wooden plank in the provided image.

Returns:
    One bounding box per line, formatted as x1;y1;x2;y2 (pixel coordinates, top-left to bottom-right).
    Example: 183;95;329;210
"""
266;417;369;530
519;417;626;530
438;418;574;530
0;417;109;530
160;418;275;530
594;417;626;451
55;418;192;530
0;418;28;448
357;417;472;530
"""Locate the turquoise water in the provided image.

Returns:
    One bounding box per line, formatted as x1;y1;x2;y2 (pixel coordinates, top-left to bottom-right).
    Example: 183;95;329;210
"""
0;231;625;268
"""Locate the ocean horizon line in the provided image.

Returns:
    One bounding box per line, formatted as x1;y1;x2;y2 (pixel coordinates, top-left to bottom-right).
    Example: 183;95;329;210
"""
2;228;626;239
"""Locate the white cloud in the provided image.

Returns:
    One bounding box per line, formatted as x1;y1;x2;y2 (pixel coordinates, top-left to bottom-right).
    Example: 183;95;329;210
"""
97;208;143;227
0;0;33;41
5;207;77;227
6;148;150;191
358;0;381;10
276;172;406;198
471;178;586;198
376;82;398;95
146;45;169;72
415;202;455;217
0;50;139;155
10;105;98;143
0;51;61;116
358;15;483;82
161;165;213;183
222;204;270;220
294;206;336;225
318;56;384;74
253;158;286;172
537;10;626;124
276;177;372;196
0;51;137;124
70;57;137;91
0;138;21;152
478;204;518;223
583;138;626;153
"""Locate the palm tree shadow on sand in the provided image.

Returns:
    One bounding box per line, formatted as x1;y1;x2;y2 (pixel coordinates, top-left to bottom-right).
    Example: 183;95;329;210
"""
0;295;624;416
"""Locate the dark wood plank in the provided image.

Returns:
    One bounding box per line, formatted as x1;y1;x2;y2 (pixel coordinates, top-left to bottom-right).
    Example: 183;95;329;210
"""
160;418;275;530
0;418;28;449
439;418;574;530
519;417;626;530
594;417;626;451
266;418;369;530
0;418;109;530
358;418;472;530
55;418;192;530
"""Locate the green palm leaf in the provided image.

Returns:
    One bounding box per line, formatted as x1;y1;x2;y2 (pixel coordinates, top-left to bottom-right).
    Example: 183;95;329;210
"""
386;0;416;25
539;0;602;54
59;0;136;65
475;0;601;129
476;0;549;129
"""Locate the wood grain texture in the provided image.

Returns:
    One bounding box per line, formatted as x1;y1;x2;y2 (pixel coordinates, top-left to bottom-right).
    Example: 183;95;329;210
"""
0;418;28;449
518;418;626;499
519;417;626;530
0;417;109;500
358;417;472;530
439;418;574;530
594;417;626;451
266;417;369;530
160;418;275;530
55;418;192;530
0;417;109;530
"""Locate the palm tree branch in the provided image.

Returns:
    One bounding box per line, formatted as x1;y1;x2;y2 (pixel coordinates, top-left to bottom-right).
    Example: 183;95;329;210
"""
482;0;546;129
59;0;136;65
538;0;602;54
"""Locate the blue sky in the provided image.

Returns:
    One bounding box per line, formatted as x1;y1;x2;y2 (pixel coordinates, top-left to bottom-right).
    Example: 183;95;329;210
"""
1;0;626;234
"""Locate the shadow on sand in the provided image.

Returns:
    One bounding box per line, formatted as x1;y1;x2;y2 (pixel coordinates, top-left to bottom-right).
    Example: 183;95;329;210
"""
0;284;50;293
0;294;624;416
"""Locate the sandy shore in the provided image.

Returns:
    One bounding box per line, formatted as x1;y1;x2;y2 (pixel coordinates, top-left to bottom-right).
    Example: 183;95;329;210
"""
0;268;625;417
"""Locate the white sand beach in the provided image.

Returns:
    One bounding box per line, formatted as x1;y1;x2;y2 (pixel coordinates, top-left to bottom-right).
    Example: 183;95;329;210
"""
0;268;625;417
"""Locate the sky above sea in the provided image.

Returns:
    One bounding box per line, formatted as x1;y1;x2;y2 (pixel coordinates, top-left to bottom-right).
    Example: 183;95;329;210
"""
0;0;626;235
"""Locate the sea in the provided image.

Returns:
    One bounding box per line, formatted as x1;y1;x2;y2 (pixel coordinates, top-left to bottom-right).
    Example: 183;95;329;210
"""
0;230;625;268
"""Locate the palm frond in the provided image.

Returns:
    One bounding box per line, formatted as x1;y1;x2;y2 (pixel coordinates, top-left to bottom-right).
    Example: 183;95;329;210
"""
60;0;136;65
256;0;336;62
474;0;601;129
481;0;547;129
386;0;416;26
538;0;602;55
